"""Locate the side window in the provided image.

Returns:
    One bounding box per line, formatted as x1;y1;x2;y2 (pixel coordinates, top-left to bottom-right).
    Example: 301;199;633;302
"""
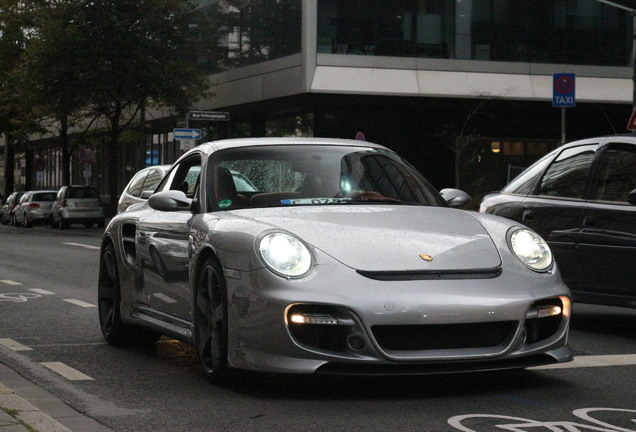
127;171;149;198
594;143;636;203
539;144;598;199
502;154;552;195
141;168;164;193
155;155;201;200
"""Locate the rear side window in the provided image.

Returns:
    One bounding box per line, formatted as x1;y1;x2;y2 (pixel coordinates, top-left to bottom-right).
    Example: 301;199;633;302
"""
593;143;636;203
141;168;165;193
539;144;598;199
127;171;149;198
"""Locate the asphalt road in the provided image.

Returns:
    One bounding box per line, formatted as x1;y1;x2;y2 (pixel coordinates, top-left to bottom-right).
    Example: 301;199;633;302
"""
1;223;635;432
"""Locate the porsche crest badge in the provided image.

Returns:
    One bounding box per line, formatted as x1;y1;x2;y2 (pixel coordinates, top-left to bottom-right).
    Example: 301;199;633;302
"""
419;254;433;262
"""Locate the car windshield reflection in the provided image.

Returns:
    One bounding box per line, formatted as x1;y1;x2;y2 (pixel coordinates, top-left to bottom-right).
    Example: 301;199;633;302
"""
208;145;443;211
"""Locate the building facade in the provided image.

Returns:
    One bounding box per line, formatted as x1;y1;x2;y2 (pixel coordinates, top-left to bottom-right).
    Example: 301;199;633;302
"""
185;0;634;203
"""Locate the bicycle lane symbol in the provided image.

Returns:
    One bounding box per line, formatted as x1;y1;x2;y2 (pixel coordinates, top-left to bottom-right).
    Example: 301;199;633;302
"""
0;293;42;303
448;407;636;432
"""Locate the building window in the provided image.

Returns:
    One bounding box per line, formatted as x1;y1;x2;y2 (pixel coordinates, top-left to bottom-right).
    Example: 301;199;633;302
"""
317;0;632;66
192;0;301;71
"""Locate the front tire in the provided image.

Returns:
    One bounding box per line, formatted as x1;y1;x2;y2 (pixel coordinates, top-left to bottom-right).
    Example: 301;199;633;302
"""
57;215;68;229
195;257;231;383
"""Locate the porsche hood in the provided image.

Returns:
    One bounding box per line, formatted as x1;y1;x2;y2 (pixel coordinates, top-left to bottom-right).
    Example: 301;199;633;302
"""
241;206;502;272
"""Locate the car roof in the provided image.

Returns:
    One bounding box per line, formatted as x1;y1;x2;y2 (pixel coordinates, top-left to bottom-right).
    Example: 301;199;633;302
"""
563;134;636;147
189;137;388;157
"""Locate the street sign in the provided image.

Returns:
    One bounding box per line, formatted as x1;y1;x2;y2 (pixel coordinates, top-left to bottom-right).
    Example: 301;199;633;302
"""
173;128;202;140
626;107;636;131
189;111;230;121
552;73;576;107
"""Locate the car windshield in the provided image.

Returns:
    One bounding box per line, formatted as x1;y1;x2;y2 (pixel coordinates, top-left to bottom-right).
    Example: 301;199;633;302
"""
207;144;445;210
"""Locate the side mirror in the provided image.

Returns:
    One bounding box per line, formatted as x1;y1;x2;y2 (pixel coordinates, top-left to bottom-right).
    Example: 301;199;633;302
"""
440;188;471;208
628;189;636;206
148;190;192;212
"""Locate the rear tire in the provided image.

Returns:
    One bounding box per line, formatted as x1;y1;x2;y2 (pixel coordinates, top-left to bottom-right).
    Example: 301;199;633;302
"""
98;243;159;345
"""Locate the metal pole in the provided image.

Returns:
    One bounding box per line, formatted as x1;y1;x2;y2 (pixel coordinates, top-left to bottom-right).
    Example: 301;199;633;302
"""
561;107;566;145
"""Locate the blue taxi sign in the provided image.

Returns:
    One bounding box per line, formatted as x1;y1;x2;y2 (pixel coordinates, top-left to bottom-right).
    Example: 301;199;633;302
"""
553;73;576;107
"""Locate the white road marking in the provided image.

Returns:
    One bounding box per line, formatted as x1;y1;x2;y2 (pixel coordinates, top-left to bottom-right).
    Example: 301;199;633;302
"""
63;299;97;308
0;338;33;351
28;289;55;295
531;354;636;370
41;362;94;381
0;280;22;286
63;242;100;250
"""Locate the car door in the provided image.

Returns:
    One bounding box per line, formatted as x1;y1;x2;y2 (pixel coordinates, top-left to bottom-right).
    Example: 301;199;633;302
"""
136;154;202;321
518;142;599;289
578;140;636;300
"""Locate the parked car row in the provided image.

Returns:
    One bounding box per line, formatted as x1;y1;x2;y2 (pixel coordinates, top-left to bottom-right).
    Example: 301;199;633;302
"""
1;185;105;228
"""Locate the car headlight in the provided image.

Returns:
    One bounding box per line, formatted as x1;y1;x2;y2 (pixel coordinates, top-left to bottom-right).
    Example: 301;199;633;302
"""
258;232;312;278
509;228;553;271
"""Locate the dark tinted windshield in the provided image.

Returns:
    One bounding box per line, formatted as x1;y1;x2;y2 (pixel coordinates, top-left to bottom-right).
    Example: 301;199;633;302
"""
207;145;445;210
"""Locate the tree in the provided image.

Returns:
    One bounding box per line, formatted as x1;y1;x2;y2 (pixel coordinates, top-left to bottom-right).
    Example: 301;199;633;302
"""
9;0;209;213
15;0;100;186
0;0;39;196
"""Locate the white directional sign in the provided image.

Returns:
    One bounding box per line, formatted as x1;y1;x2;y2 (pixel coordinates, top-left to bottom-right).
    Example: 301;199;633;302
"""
189;111;230;121
173;128;202;140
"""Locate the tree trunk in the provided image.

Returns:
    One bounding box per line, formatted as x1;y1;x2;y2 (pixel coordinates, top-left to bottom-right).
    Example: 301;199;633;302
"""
3;137;15;196
60;117;71;186
106;111;121;218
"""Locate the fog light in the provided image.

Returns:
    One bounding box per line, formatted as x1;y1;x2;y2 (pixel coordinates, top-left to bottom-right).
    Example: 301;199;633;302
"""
347;335;366;350
290;314;339;325
536;305;562;318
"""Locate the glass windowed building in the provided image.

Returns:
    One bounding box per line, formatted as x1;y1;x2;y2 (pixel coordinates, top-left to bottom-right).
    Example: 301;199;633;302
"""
177;0;636;199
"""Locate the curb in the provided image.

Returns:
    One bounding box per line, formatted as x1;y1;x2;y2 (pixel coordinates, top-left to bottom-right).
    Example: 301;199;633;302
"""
0;383;71;432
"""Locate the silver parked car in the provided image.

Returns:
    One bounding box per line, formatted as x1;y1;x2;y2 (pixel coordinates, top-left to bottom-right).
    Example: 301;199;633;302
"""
117;165;171;214
50;185;105;228
13;190;57;227
98;137;573;383
0;192;25;225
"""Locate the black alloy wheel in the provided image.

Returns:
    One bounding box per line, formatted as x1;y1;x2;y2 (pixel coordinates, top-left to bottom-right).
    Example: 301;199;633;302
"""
98;244;128;344
195;257;230;383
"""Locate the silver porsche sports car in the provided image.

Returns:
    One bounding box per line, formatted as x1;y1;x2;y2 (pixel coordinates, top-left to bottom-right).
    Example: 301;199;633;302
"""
98;137;573;382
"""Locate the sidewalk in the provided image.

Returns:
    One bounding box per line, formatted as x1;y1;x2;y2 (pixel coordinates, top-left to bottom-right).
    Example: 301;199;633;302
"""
0;382;71;432
0;363;113;432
